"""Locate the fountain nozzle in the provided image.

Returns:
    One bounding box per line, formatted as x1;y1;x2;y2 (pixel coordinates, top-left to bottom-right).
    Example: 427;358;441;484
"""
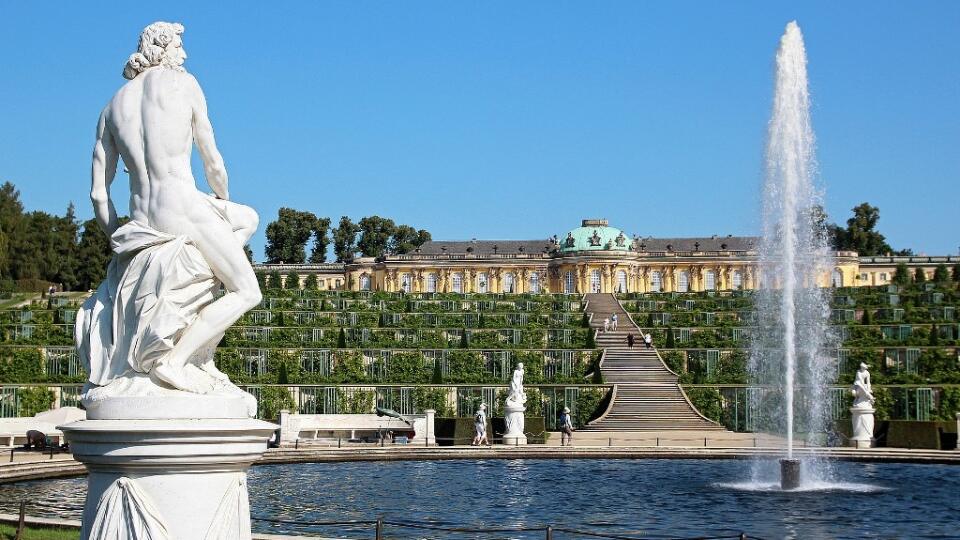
780;458;801;490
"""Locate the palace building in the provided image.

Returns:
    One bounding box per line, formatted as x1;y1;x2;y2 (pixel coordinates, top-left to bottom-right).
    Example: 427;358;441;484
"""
255;219;958;293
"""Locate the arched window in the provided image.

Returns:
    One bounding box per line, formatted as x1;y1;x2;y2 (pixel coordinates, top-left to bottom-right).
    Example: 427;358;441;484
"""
359;273;371;291
650;271;662;293
502;272;515;293
564;271;576;294
616;270;628;293
832;269;843;288
452;273;463;293
476;272;489;293
732;270;743;290
529;272;540;293
426;273;438;293
678;271;690;292
705;270;716;291
590;269;602;293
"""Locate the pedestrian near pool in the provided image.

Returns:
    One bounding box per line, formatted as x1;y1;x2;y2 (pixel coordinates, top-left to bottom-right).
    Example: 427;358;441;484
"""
644;333;652;349
611;313;618;330
472;403;489;446
627;334;634;348
560;407;574;446
603;318;610;332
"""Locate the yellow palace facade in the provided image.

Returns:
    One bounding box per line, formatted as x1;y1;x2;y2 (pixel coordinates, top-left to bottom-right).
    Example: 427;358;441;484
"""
255;219;956;294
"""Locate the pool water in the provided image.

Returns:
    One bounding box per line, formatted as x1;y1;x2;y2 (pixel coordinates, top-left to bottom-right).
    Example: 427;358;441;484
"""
1;459;956;539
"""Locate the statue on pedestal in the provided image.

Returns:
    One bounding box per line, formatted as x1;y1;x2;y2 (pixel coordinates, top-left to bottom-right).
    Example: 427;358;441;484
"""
61;22;275;540
76;21;261;415
849;362;876;448
503;363;527;445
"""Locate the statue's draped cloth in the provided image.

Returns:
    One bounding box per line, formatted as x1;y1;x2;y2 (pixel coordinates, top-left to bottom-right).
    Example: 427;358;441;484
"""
76;220;219;386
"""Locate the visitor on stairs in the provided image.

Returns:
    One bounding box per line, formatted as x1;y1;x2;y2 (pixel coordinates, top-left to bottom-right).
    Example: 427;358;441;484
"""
644;333;652;349
602;318;610;332
627;334;635;348
560;407;574;446
472;403;489;446
611;313;618;330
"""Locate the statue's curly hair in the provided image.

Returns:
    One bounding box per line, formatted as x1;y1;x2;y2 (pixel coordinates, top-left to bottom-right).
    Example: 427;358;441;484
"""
122;22;185;80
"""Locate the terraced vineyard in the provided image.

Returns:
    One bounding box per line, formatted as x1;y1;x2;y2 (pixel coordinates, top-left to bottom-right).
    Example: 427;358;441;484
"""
618;282;960;430
0;291;608;429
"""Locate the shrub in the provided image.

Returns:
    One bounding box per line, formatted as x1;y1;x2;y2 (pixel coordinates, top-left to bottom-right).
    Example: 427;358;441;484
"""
266;270;283;290
303;274;318;290
412;386;451;416
284;271;301;290
257;386;295;421
913;268;927;284
665;326;676;348
332;350;365;382
892;264;910;285
17;386;55;417
933;264;950;283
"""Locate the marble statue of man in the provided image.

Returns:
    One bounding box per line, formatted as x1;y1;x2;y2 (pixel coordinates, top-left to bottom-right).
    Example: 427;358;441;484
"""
851;362;875;409
77;21;261;398
506;363;527;406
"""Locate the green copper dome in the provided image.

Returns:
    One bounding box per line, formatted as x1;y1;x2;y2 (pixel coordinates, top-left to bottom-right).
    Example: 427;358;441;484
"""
560;219;631;252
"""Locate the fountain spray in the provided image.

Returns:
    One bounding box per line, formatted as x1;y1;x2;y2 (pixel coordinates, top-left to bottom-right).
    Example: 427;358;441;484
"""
754;21;835;490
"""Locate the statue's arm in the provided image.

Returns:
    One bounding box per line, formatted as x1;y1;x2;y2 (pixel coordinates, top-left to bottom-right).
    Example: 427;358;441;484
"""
188;74;229;200
91;109;120;236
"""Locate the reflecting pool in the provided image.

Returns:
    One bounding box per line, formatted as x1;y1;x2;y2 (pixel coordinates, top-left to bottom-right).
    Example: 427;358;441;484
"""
0;459;956;539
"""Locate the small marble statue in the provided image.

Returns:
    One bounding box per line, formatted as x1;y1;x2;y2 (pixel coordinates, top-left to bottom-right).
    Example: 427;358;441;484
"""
76;21;260;410
849;362;876;448
506;363;527;407
503;363;528;445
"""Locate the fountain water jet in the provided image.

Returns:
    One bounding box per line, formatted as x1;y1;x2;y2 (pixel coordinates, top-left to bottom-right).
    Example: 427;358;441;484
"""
752;21;835;490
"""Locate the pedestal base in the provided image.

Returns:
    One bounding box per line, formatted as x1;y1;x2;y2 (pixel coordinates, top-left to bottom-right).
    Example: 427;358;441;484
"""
850;406;875;449
60;417;276;539
502;403;527;446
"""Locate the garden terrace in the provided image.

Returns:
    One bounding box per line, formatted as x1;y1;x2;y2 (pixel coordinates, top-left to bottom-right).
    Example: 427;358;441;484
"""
617;283;960;429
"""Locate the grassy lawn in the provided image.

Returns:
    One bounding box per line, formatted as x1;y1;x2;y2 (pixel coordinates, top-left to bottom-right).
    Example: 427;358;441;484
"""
0;523;79;540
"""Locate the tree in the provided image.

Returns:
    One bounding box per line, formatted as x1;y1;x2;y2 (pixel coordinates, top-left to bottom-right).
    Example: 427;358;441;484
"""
332;216;360;262
264;208;317;264
266;270;283;290
0;182;24;278
284;271;301;290
243;245;254;263
308;217;332;263
390;225;432;254
357;216;396;258
52;204;80;290
303;274;318;290
833;203;894;256
75;219;113;290
953;263;960;282
933;264;949;283
892;263;911;285
914;267;927;284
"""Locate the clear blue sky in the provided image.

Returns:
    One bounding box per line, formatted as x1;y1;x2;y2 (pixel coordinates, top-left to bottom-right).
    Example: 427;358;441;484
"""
1;2;958;260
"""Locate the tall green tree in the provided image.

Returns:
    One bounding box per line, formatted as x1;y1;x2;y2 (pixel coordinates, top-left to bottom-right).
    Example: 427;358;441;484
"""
308;217;332;263
833;203;894;256
75;218;113;290
357;216;396;258
390;225;432;254
0;182;24;278
332;216;360;263
913;267;927;283
264;208;317;264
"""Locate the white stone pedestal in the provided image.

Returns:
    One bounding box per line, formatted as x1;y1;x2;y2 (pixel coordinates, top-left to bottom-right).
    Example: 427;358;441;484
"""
61;416;275;539
502;403;527;446
850;406;875;449
423;409;437;446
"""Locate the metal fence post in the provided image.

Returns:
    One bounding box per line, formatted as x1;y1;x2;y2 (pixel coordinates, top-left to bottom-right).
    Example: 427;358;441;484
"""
15;501;25;540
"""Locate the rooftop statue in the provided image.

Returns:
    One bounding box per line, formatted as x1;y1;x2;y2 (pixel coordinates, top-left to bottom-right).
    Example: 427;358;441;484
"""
76;21;260;413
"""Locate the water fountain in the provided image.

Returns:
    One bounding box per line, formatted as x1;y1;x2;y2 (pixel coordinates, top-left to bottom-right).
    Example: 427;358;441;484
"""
753;20;835;490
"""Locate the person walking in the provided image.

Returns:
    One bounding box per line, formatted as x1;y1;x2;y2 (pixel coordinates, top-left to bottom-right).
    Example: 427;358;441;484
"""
627;333;635;348
611;313;618;330
602;318;610;332
644;333;653;349
559;407;574;446
472;403;489;446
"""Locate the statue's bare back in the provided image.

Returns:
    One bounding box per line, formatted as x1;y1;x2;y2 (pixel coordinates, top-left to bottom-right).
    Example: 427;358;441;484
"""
91;22;261;394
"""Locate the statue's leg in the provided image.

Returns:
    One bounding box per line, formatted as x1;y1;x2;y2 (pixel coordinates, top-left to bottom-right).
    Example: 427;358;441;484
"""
207;197;259;246
152;212;262;393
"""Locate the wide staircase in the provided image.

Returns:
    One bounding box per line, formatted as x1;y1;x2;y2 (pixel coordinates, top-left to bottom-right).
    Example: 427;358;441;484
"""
580;293;725;432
